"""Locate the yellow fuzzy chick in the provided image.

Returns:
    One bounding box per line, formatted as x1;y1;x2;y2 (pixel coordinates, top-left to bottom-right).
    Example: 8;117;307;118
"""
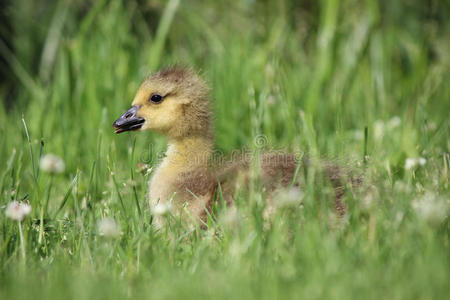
113;67;347;227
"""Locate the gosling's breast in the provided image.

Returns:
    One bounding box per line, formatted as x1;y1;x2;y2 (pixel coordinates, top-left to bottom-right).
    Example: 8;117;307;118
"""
149;166;216;207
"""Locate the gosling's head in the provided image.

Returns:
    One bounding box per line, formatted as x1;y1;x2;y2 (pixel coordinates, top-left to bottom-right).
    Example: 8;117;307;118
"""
113;67;212;139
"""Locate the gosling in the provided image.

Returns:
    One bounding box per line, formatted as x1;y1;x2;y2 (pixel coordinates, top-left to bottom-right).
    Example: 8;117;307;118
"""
113;68;347;226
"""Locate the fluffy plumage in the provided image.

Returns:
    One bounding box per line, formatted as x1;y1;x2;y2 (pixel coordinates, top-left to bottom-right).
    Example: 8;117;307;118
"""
115;67;354;227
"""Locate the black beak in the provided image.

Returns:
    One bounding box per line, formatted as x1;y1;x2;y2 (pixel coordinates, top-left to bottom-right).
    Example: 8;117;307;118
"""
113;106;145;134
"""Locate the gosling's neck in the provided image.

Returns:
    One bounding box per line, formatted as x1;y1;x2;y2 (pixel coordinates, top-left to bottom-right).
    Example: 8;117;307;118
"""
162;135;213;171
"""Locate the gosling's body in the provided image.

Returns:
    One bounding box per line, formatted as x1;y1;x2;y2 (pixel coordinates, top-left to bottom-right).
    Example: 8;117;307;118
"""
149;136;217;225
113;67;347;226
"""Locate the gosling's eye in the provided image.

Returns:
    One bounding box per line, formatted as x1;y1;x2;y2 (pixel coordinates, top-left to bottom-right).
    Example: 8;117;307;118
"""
149;94;163;103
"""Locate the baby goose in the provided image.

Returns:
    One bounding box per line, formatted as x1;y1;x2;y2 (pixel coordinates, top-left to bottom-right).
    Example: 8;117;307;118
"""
113;68;346;226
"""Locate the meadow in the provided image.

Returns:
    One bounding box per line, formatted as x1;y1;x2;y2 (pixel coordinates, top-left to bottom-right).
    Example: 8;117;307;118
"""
0;0;449;299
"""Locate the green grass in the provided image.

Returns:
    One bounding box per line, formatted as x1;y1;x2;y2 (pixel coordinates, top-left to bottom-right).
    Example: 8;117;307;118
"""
0;0;449;299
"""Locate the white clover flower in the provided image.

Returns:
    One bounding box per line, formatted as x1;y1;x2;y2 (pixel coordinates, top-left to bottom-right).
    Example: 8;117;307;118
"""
152;203;172;216
387;116;401;129
40;154;65;174
5;201;31;221
275;187;304;208
373;120;385;141
229;240;243;258
360;187;379;212
352;130;364;141
219;206;240;228
405;158;416;170
98;217;121;238
405;157;426;170
413;192;448;225
417;157;426;166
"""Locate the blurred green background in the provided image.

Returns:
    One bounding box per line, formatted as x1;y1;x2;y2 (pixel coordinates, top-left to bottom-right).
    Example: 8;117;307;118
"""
0;0;449;299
